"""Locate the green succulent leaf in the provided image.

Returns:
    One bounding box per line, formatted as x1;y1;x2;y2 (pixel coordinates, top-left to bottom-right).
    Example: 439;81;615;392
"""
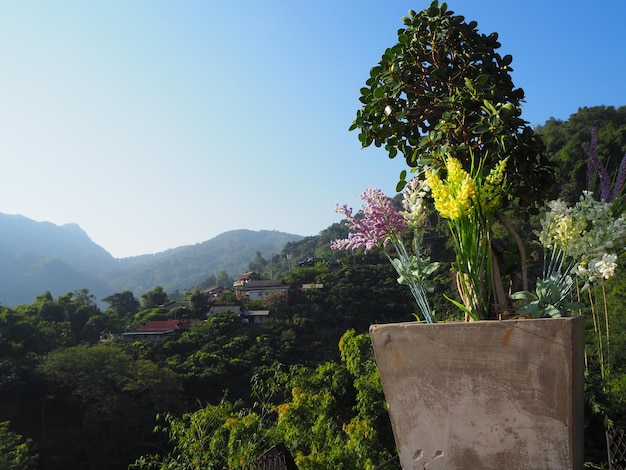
510;291;537;302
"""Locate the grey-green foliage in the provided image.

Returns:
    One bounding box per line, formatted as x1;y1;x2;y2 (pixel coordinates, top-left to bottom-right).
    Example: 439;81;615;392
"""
511;274;583;318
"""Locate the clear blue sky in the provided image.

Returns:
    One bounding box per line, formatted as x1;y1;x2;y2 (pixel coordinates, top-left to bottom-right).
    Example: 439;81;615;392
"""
1;1;624;258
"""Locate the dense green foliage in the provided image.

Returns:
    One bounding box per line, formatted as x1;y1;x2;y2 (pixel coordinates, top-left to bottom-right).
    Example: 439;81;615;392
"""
0;247;423;468
0;421;38;470
131;330;395;470
351;1;553;204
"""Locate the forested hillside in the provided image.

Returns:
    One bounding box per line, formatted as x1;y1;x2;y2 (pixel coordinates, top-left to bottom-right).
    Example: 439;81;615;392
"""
2;106;626;468
100;230;304;296
0;253;423;468
536;105;626;202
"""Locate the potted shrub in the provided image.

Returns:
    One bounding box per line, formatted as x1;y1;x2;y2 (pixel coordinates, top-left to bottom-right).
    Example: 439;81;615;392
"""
332;2;626;468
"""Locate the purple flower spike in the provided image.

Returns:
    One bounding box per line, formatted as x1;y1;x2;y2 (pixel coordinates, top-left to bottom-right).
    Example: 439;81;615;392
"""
611;153;626;202
585;128;611;200
331;188;407;253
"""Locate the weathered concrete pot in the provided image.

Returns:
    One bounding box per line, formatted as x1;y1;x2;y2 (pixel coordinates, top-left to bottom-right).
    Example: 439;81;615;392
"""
369;316;585;470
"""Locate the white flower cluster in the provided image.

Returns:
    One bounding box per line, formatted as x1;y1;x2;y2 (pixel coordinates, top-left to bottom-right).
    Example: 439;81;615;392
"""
401;175;430;230
577;253;618;282
538;191;626;284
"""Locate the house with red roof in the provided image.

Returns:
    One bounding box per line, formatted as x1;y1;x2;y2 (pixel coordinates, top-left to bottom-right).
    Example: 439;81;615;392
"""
121;319;190;342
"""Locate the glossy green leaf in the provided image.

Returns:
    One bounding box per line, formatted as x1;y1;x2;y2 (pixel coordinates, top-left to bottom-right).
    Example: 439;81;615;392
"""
350;0;552;204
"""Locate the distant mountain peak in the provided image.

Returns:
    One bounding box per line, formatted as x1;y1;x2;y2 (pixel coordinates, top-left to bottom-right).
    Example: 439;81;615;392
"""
60;222;87;233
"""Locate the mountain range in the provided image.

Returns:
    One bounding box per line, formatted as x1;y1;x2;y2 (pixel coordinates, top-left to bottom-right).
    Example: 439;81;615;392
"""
0;213;304;307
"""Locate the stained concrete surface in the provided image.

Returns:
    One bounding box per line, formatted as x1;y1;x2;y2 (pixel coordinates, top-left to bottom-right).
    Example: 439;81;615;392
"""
370;316;585;470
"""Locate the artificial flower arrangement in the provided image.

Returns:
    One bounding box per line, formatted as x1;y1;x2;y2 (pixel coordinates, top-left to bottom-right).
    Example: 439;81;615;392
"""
511;191;626;318
332;145;626;323
330;178;440;323
331;153;508;322
511;129;626;319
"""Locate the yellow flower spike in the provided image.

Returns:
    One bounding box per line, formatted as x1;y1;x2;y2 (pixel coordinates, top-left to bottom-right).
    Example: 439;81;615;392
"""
449;157;475;219
424;170;444;197
477;157;508;214
426;156;478;220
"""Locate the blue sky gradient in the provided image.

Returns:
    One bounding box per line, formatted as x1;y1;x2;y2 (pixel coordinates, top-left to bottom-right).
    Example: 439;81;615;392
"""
1;1;624;257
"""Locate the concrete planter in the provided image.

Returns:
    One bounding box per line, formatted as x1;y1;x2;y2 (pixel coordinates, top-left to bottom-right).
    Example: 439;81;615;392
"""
369;316;585;470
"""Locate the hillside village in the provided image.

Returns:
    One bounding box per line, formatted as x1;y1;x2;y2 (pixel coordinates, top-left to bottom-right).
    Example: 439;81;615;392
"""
119;271;320;341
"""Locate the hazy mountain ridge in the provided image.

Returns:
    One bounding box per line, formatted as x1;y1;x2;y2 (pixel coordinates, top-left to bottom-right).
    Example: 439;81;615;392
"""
0;213;118;273
100;229;304;296
0;213;304;306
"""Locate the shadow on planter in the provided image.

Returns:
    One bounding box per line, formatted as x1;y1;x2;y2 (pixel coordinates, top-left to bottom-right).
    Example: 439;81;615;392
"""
370;316;585;470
